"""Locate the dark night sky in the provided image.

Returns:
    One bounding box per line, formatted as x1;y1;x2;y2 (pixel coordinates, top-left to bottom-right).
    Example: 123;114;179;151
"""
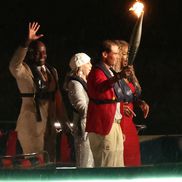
0;0;182;134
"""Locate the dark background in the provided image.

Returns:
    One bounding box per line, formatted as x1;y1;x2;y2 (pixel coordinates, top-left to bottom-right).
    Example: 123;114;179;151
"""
0;0;182;134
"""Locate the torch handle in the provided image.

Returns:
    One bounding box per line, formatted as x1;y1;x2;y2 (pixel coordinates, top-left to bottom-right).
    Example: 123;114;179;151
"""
128;12;144;65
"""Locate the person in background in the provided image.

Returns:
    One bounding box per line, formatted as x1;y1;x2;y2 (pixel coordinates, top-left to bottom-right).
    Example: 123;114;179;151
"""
86;40;132;167
113;40;149;166
64;53;94;168
9;22;69;162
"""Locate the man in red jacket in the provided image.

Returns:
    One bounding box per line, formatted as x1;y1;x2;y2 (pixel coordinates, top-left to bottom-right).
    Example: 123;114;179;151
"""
86;40;129;167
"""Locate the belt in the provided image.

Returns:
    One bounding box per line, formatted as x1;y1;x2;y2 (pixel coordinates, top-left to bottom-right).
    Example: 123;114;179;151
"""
21;92;55;100
114;119;121;124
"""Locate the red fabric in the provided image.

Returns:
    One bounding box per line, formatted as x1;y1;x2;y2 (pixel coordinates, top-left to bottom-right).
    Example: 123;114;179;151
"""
37;155;45;164
86;68;118;135
21;159;32;168
60;133;71;163
120;82;141;167
2;159;13;168
6;130;18;156
0;130;3;138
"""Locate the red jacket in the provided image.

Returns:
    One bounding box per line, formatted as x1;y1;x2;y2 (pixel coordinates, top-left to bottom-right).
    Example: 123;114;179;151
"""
86;67;123;135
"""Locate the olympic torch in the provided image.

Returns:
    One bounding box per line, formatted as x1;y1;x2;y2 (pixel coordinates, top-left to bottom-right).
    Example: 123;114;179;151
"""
128;1;144;65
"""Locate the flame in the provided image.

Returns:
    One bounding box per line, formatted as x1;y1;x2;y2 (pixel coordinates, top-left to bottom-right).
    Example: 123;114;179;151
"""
129;1;144;18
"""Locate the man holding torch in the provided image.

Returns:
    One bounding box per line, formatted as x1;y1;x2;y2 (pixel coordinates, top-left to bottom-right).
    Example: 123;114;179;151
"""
86;40;134;167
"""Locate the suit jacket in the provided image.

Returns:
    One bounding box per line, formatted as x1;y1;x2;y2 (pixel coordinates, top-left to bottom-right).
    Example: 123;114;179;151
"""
86;66;122;135
9;46;68;156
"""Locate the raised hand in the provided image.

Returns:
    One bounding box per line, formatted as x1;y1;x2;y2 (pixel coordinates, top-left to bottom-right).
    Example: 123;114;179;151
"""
24;22;44;47
28;22;44;41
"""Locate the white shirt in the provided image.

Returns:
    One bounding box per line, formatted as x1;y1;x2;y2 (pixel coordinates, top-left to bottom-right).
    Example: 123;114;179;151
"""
109;69;122;120
37;65;46;72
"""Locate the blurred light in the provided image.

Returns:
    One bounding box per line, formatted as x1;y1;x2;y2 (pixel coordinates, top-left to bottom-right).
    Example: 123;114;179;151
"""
129;1;144;17
54;121;62;133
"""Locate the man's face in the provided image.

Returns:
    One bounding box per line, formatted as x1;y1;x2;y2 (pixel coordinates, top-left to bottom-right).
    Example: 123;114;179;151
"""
34;43;47;66
104;45;120;67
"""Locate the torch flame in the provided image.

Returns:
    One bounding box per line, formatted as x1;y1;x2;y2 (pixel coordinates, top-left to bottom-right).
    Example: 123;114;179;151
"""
129;1;144;18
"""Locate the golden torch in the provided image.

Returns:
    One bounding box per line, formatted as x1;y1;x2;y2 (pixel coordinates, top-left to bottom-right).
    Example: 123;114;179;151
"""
128;1;144;65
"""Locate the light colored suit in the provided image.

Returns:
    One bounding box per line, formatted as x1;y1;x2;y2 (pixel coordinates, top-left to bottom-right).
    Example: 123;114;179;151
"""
9;46;68;161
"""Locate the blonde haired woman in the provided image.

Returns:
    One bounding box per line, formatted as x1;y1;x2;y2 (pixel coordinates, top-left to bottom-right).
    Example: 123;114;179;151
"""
113;40;149;166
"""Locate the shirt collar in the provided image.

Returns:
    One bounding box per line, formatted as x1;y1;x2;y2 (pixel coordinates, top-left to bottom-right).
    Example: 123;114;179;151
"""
37;65;46;72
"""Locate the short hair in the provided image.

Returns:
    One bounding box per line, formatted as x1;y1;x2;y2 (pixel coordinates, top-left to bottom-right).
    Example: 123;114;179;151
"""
28;40;46;53
25;40;46;64
98;40;118;56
